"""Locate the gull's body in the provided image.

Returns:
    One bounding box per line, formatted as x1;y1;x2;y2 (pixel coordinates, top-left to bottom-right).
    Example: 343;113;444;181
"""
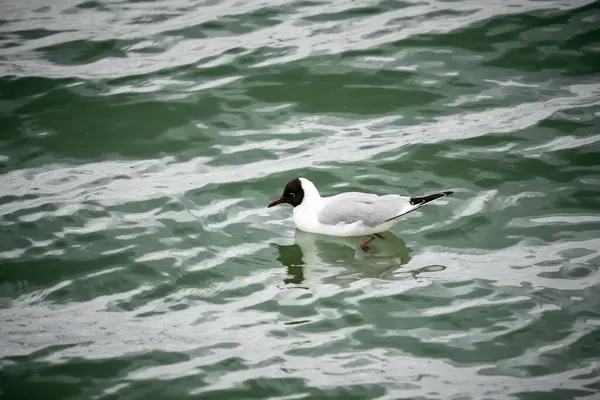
268;177;454;250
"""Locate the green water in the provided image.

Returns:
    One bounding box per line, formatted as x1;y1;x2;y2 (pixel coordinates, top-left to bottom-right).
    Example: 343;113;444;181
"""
1;0;600;398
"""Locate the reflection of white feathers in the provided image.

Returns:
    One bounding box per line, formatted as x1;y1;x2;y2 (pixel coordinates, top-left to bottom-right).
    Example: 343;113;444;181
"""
273;230;414;288
293;229;411;264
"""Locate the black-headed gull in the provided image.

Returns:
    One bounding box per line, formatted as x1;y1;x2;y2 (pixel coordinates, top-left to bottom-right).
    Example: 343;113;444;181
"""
268;177;453;251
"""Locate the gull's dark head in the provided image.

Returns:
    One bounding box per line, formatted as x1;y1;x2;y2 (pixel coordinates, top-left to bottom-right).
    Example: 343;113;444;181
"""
268;178;305;208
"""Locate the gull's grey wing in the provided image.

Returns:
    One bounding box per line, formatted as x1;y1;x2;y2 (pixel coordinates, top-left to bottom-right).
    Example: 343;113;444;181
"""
317;192;413;228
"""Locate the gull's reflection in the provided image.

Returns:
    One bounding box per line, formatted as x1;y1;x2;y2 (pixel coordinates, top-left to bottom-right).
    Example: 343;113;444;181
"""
275;241;305;285
272;229;443;288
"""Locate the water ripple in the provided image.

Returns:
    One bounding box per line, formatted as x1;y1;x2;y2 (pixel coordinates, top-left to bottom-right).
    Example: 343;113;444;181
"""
2;0;600;399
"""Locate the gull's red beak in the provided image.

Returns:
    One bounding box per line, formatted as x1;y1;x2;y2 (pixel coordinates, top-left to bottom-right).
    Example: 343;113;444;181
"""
268;198;284;208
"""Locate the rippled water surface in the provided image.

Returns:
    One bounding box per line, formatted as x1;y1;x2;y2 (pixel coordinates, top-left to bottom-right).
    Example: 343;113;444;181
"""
2;0;600;398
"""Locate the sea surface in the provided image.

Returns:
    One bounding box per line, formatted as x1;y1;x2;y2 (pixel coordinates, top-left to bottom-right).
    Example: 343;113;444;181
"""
1;0;600;399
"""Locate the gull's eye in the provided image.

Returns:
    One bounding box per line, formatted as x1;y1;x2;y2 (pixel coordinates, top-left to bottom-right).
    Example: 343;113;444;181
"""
289;192;295;197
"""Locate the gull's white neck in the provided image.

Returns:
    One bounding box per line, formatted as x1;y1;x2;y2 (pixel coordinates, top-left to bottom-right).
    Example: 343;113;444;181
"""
292;178;323;233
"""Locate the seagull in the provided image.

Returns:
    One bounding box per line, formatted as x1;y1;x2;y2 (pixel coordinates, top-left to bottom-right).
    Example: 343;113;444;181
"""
268;177;453;251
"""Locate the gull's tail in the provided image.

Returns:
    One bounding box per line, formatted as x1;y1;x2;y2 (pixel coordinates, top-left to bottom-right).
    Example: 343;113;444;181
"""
409;191;454;206
384;190;454;223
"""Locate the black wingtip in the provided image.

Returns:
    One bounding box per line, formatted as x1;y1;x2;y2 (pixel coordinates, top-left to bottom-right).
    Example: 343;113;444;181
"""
409;190;453;206
384;190;454;223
